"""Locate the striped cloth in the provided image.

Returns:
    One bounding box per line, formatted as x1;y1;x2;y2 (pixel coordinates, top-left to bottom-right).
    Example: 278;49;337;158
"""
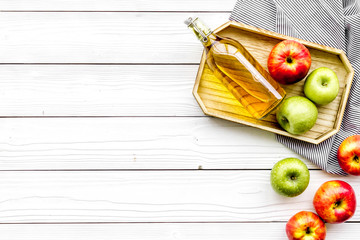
230;0;360;175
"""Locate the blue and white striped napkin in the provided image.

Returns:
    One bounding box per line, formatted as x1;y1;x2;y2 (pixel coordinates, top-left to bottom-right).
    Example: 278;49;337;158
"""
230;0;360;175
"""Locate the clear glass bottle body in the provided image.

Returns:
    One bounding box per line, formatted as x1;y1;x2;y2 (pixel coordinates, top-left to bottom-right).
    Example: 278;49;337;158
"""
185;17;286;119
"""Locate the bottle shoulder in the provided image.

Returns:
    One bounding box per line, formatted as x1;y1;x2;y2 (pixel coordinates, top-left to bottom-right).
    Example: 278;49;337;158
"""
207;35;244;48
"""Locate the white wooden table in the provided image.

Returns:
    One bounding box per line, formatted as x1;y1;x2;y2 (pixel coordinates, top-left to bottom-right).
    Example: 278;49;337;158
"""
0;1;359;239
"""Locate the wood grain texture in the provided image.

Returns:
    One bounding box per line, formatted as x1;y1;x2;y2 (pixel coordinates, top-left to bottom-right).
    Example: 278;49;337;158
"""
0;65;202;116
1;1;358;237
0;170;359;223
0;117;313;170
194;21;353;144
0;0;235;11
1;223;359;240
0;12;227;63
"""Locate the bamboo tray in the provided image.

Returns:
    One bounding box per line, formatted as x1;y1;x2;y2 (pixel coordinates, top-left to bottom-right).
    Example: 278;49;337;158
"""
193;21;354;144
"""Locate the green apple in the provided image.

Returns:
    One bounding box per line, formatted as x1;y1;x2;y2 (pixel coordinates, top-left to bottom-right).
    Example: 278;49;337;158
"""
270;158;310;197
276;96;318;135
304;67;339;105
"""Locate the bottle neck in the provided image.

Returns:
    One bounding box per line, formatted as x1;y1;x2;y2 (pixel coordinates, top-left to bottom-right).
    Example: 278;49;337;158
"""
185;17;216;48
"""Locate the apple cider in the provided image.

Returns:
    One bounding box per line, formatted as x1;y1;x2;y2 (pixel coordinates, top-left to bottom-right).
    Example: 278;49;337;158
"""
185;17;286;119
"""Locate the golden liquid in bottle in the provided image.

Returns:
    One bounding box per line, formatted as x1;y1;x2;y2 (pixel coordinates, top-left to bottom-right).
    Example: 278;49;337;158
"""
206;35;286;119
186;17;286;119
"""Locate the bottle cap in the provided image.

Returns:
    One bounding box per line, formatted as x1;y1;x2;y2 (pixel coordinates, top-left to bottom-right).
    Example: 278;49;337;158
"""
184;17;193;26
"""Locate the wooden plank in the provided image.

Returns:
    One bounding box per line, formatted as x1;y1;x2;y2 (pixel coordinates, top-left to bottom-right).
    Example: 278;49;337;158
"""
0;117;312;170
0;13;227;63
0;0;235;11
0;65;202;116
0;170;358;223
0;64;346;120
1;223;359;240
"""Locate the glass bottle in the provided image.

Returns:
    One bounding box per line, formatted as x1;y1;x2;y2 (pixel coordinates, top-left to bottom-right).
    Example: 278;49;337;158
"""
185;17;286;119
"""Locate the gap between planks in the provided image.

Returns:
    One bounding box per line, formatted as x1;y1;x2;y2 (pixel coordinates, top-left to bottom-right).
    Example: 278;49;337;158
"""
2;222;360;240
0;10;232;13
1;223;360;240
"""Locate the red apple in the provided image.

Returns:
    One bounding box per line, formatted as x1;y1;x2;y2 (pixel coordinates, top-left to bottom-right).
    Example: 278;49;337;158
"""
337;135;360;175
313;180;356;224
286;211;326;240
267;40;311;84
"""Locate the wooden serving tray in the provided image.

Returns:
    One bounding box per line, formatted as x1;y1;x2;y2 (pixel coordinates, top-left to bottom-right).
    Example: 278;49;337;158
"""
193;21;354;144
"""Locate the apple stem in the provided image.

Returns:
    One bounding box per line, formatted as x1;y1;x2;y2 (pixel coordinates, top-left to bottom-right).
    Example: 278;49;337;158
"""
333;200;342;209
306;227;311;234
354;155;359;163
281;117;289;123
286;56;293;64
